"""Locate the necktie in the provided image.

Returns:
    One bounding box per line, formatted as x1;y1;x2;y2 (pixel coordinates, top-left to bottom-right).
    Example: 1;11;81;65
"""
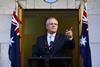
49;35;52;45
49;35;54;49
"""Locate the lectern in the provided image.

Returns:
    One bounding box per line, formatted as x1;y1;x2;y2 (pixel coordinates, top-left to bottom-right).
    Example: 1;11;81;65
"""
28;57;72;67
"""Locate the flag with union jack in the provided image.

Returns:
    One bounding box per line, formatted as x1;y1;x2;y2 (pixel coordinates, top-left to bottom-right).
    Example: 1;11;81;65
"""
8;11;21;67
80;0;92;67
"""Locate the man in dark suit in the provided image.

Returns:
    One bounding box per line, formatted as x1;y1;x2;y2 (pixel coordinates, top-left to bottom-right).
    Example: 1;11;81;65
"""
33;17;75;67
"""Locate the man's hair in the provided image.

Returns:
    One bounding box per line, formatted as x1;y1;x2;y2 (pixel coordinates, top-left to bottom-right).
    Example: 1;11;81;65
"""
46;17;58;25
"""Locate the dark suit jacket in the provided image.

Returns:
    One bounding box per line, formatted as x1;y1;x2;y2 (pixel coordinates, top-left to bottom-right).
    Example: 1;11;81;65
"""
33;33;75;57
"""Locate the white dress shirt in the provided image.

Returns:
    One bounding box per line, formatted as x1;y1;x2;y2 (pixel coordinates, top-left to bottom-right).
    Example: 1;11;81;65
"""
47;33;56;46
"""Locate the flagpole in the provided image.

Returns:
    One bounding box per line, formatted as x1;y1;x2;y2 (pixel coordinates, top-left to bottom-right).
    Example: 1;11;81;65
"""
15;0;18;15
15;0;22;16
79;0;84;67
79;0;84;36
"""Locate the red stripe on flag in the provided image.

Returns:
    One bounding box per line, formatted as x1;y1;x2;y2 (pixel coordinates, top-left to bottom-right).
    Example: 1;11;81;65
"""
83;11;87;18
13;11;21;24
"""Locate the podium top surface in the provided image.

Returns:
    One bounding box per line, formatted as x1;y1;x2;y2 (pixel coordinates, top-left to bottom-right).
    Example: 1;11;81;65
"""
28;57;72;60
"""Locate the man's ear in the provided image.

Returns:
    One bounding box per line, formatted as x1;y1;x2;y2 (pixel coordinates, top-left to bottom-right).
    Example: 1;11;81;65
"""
46;24;48;30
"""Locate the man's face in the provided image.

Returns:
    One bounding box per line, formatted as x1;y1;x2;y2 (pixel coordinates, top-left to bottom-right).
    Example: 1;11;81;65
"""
46;18;58;34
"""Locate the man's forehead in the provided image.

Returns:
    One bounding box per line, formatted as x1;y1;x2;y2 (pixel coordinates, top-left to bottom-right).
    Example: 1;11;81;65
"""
48;18;58;23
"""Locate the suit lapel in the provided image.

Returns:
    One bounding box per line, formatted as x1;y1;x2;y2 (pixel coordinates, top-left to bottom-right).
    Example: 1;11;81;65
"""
54;33;59;44
43;34;49;50
44;34;47;42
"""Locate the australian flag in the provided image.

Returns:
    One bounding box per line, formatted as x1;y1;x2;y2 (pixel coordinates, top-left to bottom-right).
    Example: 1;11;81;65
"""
80;0;92;67
9;11;21;67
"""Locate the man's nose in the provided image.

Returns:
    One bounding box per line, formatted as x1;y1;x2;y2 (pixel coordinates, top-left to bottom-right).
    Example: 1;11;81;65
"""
52;24;56;27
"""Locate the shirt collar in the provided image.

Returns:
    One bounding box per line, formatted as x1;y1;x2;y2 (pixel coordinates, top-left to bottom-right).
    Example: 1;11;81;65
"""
47;32;56;37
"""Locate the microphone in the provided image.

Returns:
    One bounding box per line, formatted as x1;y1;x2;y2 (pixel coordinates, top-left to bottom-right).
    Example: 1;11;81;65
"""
44;41;50;57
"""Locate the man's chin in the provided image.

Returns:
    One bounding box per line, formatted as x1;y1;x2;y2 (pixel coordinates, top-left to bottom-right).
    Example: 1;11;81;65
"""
51;31;57;34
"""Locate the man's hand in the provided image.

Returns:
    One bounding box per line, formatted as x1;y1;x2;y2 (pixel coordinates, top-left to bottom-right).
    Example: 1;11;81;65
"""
65;27;73;40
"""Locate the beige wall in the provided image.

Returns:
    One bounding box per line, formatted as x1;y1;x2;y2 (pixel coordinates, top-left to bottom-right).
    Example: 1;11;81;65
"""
0;0;80;14
20;0;80;9
0;0;15;14
88;0;100;67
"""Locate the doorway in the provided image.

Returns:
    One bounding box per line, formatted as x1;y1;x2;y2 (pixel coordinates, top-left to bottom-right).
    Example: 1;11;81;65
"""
21;9;80;67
